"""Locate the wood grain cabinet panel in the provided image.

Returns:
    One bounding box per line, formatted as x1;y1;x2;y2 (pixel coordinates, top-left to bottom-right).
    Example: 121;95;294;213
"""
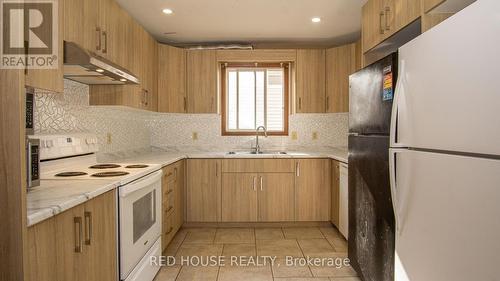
25;0;64;92
222;173;259;222
158;45;187;113
26;218;57;281
295;159;331;221
55;203;87;281
295;49;326;113
326;43;358;113
186;50;218;113
331;160;341;227
162;160;185;250
186;159;221;222
54;191;117;281
258;173;295;222
423;0;446;13
222;159;295;173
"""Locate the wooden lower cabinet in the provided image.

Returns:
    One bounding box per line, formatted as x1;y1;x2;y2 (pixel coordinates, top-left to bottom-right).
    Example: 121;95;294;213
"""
222;173;259;222
26;218;57;281
186;159;221;222
295;159;331;221
258;173;295;222
331;160;341;227
29;190;118;281
162;160;185;250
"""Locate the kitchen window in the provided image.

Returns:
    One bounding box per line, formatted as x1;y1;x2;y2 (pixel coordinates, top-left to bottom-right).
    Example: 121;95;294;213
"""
221;63;289;135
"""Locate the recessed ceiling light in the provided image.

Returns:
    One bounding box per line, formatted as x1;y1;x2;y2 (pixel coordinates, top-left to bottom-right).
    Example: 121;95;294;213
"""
119;78;127;82
162;8;173;15
96;69;104;73
312;17;321;23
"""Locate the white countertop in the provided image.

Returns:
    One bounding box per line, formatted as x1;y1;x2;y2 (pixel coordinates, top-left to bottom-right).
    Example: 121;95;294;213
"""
27;147;348;227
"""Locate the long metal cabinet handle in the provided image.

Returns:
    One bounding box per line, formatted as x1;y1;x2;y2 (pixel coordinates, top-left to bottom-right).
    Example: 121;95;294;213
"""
74;217;83;253
84;211;92;245
215;163;218;177
174;167;178;181
385;7;391;30
102;31;107;54
183;97;187;112
298;97;302;110
253;176;257;191
326;96;330;111
379;12;385;34
296;162;300;177
260;176;263;191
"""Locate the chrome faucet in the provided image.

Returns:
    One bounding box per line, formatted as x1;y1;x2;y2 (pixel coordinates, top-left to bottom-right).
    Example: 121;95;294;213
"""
253;126;268;154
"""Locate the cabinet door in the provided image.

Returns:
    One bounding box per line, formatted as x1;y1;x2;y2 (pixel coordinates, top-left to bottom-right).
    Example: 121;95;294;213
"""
186;50;218;113
26;218;57;281
174;160;185;230
25;0;63;92
258;173;295;222
55;204;87;281
295;49;326;113
158;45;187;113
295;159;331;221
330;161;340;227
63;0;98;52
362;0;386;53
84;190;117;281
338;163;349;238
394;0;421;31
221;173;258;222
186;159;221;222
326;44;357;113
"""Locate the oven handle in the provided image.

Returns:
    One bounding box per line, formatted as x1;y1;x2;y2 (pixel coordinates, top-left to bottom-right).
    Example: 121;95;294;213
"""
119;170;163;197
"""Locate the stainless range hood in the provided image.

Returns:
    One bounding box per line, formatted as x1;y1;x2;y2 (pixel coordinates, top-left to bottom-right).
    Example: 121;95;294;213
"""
63;41;139;85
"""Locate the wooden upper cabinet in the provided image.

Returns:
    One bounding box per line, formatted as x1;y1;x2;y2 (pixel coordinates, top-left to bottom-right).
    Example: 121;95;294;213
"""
326;43;358;113
296;49;326;113
362;0;421;53
295;159;331;221
423;0;445;13
258;173;295;222
186;50;218;113
158;45;187;113
221;173;259;222
63;0;98;52
186;159;221;222
362;0;386;53
25;0;64;93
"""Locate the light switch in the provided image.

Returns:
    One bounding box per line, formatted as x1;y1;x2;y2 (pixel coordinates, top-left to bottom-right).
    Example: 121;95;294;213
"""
106;133;112;144
192;132;198;140
291;131;298;140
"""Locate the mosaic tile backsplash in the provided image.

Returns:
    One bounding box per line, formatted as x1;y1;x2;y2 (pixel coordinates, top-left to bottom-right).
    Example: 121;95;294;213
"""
35;80;348;155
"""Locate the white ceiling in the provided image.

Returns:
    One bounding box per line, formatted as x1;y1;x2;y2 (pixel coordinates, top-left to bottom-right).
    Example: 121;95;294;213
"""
115;0;368;48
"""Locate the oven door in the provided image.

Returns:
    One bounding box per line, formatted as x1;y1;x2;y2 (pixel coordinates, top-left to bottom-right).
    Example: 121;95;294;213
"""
119;170;162;279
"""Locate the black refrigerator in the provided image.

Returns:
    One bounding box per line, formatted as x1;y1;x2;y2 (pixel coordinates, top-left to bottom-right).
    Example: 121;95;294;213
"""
348;53;397;281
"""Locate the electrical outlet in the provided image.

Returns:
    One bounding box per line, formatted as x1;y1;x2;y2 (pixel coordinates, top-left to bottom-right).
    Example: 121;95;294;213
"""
312;131;318;140
192;132;198;140
106;133;112;144
291;131;298;140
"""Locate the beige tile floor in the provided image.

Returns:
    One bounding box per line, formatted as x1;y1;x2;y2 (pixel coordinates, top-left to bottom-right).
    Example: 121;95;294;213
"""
154;226;360;281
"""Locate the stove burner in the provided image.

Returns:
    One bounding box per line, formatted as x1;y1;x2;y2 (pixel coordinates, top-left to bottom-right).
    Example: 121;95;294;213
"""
89;164;121;169
91;171;129;177
125;164;149;168
55;172;88;177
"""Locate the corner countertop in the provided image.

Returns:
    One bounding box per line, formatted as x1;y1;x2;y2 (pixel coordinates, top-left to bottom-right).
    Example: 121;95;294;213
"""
27;147;348;227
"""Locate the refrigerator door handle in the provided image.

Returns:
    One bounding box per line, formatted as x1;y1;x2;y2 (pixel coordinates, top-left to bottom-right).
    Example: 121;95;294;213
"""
390;60;407;148
389;148;412;235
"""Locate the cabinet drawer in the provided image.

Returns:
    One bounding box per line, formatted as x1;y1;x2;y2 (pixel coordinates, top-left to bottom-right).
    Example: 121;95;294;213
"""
222;159;294;173
163;190;175;218
162;166;176;183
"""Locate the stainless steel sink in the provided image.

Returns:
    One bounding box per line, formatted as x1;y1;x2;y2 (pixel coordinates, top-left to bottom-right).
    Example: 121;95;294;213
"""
227;151;287;155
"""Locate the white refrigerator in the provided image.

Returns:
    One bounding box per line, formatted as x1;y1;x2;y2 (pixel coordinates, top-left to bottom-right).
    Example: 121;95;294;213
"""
389;0;500;280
